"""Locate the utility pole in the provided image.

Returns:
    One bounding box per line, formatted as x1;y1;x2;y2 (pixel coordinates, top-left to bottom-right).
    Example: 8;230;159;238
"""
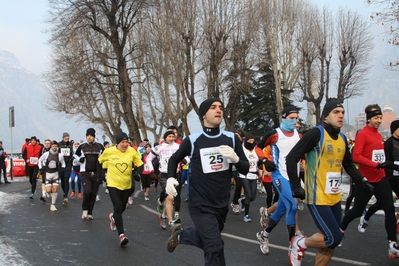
9;106;15;180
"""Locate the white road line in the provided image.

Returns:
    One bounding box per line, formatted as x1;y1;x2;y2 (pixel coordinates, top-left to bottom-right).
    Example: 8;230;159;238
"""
140;205;370;266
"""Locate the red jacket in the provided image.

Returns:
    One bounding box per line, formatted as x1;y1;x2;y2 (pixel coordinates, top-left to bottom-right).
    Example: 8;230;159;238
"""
352;125;385;182
23;144;43;167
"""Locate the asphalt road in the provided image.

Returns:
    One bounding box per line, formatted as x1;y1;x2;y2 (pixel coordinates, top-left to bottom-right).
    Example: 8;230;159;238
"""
0;178;398;266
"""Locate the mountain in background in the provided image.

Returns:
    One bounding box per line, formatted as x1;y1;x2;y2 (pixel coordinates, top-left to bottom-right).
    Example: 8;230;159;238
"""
0;50;90;153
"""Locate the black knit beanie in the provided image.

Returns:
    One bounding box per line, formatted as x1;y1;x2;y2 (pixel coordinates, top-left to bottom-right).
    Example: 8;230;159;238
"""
86;128;96;137
322;101;344;119
198;98;223;120
116;132;129;144
282;106;298;118
391;120;399;134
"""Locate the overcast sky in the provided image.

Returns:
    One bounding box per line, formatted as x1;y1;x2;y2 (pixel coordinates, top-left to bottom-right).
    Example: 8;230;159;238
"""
0;0;377;76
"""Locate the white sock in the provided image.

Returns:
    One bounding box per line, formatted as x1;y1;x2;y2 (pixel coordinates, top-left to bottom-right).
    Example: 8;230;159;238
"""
298;238;307;249
51;192;57;204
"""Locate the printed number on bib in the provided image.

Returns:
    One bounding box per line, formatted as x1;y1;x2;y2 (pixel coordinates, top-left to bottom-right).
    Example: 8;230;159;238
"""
60;148;70;156
371;149;385;163
200;147;229;174
324;172;341;194
30;157;38;165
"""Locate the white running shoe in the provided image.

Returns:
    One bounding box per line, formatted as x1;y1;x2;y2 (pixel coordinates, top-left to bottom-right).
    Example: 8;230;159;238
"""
256;231;269;255
109;213;116;231
63;198;68;206
105;189;109;194
230;202;240;214
128;196;133;205
96;195;100;201
259;207;269;227
288;236;306;266
358;215;368;233
82;210;88;220
389;241;399;258
87;214;94;220
244;215;252;223
50;204;57;212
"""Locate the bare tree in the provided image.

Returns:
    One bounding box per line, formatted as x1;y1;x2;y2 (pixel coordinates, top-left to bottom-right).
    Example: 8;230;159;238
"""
256;0;303;122
45;0;149;144
335;8;373;102
296;6;372;123
296;6;333;124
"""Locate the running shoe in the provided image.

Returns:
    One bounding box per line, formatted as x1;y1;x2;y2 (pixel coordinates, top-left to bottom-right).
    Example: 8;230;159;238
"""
144;195;149;201
256;231;269;255
50;204;57;212
96;195;100;201
259;207;269;227
82;210;88;220
70;191;76;199
119;233;129;247
185;196;189;202
167;224;183;253
159;215;167;229
29;193;34;199
297;199;304;211
109;213;116;232
358;215;368;233
157;198;163;214
230;202;240;214
288;236;306;266
87;214;94;220
168;221;174;232
128;196;133;205
63;198;68;206
78;192;82;199
173;214;181;224
40;196;46;202
105;189;109;194
389;241;399;258
244;215;252;223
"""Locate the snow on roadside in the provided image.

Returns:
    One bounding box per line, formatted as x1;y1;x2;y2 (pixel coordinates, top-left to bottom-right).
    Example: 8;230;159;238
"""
0;190;31;265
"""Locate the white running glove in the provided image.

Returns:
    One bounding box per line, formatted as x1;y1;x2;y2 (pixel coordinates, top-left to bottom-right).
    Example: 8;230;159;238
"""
219;145;239;164
166;178;179;197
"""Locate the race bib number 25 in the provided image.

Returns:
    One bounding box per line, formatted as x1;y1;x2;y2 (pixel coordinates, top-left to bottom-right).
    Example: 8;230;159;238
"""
200;147;229;174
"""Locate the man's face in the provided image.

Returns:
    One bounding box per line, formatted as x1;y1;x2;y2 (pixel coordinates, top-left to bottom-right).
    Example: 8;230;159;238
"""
86;135;95;143
0;142;2;148
31;139;37;145
203;102;223;128
51;144;58;152
393;128;399;139
368;111;382;129
74;143;80;149
44;141;51;149
63;136;70;142
117;140;129;152
325;107;345;129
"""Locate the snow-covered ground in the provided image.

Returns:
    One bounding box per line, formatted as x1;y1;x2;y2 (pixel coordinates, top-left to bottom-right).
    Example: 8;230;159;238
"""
0;179;31;266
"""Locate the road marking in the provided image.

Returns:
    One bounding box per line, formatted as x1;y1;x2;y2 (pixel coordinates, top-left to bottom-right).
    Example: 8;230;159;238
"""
222;233;370;265
140;205;370;265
